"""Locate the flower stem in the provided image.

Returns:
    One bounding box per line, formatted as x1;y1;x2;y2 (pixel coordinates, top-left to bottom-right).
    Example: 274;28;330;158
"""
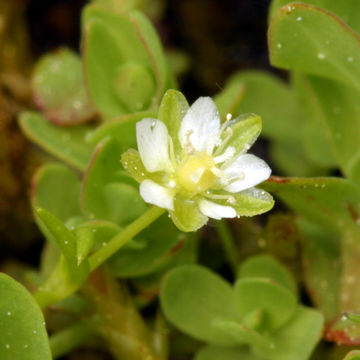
89;206;166;271
215;220;238;275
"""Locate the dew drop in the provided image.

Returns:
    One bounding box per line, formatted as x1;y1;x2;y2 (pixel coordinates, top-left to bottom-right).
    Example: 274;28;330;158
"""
347;56;354;62
296;16;302;21
102;242;107;247
277;43;282;49
24;344;29;348
7;311;11;316
64;241;68;245
5;344;10;349
317;53;326;60
33;330;37;334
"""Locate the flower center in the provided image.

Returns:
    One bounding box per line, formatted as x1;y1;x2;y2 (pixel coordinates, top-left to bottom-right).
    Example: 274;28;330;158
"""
176;152;217;194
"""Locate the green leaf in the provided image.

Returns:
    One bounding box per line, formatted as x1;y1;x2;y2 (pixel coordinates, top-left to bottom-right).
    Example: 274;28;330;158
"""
158;89;189;157
82;7;168;119
214;320;274;349
299;218;340;321
35;255;89;309
31;163;81;222
269;0;360;34
269;141;326;177
32;48;95;125
0;273;52;360
160;265;237;346
268;3;360;92
81;137;146;225
36;207;77;266
262;176;360;235
19;111;94;171
233;278;297;331
299;76;360;184
238;254;297;295
344;350;360;360
254;306;323;360
216;71;302;143
113;63;156;112
292;73;337;168
195;345;261;360
169;195;208;232
87;110;156;146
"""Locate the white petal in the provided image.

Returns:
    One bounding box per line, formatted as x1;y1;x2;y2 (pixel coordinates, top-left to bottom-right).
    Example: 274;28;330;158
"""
136;118;172;172
178;97;220;154
198;198;236;220
140;180;174;210
221;154;271;192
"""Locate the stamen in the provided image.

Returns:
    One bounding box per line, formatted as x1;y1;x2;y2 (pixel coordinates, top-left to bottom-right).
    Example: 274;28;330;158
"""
214;146;236;164
219;171;245;186
202;192;236;205
210;166;223;177
184;130;195;155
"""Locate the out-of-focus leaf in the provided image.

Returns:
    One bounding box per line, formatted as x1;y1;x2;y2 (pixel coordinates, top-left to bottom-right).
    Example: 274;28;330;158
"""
0;273;52;360
87;110;156;147
292;73;337;168
215;71;302;142
19;111;95;171
299;218;340;321
262;176;360;234
160;265;237;346
269;0;360;34
82;7;169;119
108;215;185;278
233;278;297;331
31;163;81;222
238;254;297;295
268;3;360;92
81;137;146;225
254;306;323;360
269;141;326;177
343;350;360;360
300;76;360;185
32;48;95;125
195;346;260;360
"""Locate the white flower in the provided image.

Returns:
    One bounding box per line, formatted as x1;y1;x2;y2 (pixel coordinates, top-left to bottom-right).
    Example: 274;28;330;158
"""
122;93;273;231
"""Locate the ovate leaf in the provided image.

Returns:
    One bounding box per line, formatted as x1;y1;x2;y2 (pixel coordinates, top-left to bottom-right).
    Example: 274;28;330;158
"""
0;273;51;360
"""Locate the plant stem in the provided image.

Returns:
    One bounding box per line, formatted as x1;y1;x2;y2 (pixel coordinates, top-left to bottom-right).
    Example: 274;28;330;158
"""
215;220;238;275
89;206;166;271
50;322;94;359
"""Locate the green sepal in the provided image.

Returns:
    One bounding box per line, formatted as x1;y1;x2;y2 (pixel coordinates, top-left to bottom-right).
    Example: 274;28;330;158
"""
225;113;262;156
158;89;189;157
211;188;274;217
169;195;208;232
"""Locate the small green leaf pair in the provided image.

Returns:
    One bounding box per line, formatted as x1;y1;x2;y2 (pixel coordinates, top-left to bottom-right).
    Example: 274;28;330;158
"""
161;254;323;360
